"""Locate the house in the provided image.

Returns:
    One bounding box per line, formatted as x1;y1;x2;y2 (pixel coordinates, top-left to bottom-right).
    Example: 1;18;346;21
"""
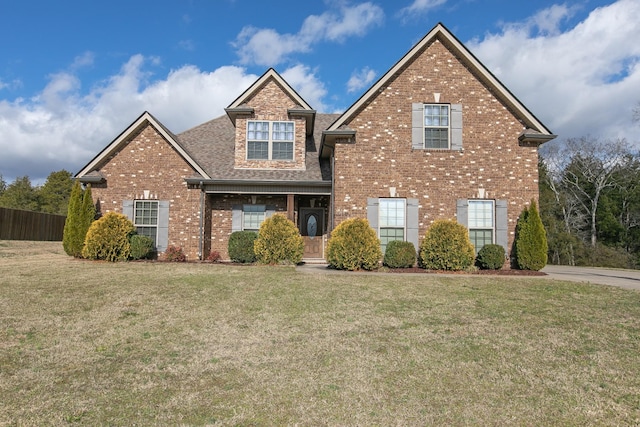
76;23;555;261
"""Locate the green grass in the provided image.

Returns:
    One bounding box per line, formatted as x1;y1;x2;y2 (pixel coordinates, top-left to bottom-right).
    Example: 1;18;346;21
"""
1;241;640;425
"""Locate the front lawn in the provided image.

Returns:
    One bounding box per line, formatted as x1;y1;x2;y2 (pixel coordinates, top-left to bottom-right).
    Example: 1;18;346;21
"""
1;241;639;425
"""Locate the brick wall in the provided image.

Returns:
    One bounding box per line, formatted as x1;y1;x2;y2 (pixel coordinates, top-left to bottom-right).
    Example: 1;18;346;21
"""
333;38;541;250
90;123;203;260
234;79;307;170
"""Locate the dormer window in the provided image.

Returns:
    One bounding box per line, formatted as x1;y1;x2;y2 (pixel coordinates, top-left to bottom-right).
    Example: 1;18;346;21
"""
247;120;294;160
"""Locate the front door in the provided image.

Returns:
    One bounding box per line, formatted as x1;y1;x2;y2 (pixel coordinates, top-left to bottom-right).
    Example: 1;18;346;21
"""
300;208;325;259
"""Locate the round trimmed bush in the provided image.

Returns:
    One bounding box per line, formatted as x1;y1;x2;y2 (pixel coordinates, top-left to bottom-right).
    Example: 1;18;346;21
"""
476;244;506;270
129;234;154;260
326;218;382;271
419;219;475;271
383;240;417;268
228;231;257;263
254;214;304;265
82;212;134;262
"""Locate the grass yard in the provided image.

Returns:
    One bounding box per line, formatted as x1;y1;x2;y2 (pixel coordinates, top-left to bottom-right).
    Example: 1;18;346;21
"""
1;241;640;425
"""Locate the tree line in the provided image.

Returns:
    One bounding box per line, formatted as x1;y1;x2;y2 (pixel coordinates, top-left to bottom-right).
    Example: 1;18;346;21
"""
539;136;640;268
0;170;74;216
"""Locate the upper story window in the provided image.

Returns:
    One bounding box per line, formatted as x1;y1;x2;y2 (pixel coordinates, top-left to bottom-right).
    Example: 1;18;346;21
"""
247;120;294;160
423;104;450;149
412;103;462;151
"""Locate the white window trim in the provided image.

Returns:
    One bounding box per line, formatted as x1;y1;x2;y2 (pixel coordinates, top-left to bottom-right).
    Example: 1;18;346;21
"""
246;120;294;161
423;103;451;149
468;199;495;252
242;204;266;232
133;200;159;245
378;198;407;251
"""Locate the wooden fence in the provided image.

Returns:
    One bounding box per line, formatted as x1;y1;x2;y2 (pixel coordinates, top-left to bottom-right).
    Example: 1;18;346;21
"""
0;207;66;241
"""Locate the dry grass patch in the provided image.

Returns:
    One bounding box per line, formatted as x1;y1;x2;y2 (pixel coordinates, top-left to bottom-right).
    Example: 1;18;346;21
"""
1;241;639;425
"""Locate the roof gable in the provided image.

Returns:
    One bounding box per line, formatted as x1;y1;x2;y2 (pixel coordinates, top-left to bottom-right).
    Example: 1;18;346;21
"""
76;111;209;179
326;23;553;136
227;68;312;111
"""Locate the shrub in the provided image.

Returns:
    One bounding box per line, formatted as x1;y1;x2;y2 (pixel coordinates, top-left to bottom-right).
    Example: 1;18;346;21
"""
63;181;95;257
514;200;548;271
326;218;382;271
206;250;221;262
419;219;475;271
383;240;417;268
129;234;155;260
476;244;506;270
82;212;134;262
228;231;257;263
164;245;186;262
254;214;304;265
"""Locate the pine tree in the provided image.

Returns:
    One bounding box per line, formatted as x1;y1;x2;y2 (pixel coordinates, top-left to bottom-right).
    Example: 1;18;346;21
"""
515;200;548;270
63;180;83;257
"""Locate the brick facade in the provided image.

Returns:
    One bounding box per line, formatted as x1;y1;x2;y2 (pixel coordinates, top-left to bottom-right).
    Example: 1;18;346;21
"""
332;39;540;251
90;124;203;259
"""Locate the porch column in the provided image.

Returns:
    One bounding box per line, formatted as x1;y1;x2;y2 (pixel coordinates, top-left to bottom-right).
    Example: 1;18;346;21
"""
287;194;295;221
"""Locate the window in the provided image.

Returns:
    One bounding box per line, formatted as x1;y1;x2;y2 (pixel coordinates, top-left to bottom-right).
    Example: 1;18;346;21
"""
379;198;406;253
134;200;159;246
242;205;266;232
247;120;294;160
468;200;494;253
423;104;450;149
412;103;462;150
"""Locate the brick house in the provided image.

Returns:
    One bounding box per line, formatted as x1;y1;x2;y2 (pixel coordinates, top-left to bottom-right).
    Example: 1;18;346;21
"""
76;23;555;261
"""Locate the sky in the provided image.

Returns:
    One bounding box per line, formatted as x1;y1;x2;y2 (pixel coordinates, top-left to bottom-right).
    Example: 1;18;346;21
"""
1;0;639;183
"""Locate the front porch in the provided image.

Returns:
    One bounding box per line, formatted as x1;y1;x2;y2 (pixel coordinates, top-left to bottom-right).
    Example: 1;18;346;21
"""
200;190;331;262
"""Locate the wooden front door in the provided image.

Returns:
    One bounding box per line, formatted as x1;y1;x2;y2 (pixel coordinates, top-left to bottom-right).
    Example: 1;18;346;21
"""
300;208;325;259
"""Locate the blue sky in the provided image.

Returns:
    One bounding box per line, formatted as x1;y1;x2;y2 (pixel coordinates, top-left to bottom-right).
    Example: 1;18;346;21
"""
1;0;639;183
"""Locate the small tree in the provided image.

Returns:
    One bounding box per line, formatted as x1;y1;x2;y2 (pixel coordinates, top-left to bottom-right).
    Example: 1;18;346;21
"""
80;184;96;234
326;218;381;271
419;219;475;271
514;200;548;271
254;214;304;264
63;180;84;257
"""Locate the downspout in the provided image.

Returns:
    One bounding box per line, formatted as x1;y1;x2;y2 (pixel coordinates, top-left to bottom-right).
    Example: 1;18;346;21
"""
198;181;204;260
330;154;335;233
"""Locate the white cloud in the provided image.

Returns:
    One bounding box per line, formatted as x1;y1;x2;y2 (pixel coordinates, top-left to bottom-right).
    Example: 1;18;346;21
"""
347;67;377;93
467;0;640;146
281;64;328;111
0;56;330;182
397;0;447;20
233;2;384;66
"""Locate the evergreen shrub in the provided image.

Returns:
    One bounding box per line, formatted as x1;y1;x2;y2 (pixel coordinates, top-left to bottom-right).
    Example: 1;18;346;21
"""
419;219;475;271
476;244;506;270
326;218;381;271
514;200;548;271
129;234;155;260
383;240;417;268
228;231;257;263
254;214;304;264
82;212;134;262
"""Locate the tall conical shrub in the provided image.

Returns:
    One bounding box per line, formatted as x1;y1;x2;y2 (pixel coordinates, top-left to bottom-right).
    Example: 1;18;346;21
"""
62;180;83;257
515;200;548;270
80;184;96;237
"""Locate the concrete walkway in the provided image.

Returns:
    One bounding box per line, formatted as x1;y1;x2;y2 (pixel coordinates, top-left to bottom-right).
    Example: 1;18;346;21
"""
541;265;640;291
298;263;640;291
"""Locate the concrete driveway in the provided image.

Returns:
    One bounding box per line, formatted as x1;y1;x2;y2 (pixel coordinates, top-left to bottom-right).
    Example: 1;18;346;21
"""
542;265;640;291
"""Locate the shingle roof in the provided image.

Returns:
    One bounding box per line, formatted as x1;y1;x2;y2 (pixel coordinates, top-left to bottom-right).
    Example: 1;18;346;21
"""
176;113;340;182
